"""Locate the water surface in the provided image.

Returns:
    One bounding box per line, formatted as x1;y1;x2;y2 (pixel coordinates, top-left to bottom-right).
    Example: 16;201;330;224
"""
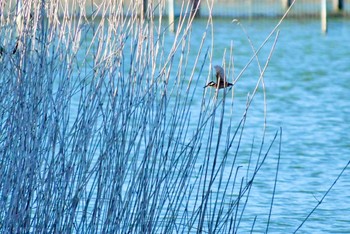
183;18;350;233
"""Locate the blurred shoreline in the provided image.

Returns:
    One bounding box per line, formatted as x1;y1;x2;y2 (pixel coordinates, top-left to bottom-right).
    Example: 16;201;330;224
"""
1;0;349;19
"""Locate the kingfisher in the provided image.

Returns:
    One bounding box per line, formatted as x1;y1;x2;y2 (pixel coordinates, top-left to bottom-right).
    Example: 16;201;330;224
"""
204;65;233;89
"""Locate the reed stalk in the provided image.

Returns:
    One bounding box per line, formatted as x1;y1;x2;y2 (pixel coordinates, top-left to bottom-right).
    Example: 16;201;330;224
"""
0;0;294;233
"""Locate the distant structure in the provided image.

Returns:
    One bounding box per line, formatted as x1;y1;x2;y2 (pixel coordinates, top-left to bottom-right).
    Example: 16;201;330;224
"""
1;0;348;18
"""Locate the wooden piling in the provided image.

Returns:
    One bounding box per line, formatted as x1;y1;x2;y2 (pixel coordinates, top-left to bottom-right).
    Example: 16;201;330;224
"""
282;0;293;9
168;0;174;32
191;0;200;17
321;0;327;33
137;0;146;20
16;0;23;37
143;0;148;18
332;0;344;11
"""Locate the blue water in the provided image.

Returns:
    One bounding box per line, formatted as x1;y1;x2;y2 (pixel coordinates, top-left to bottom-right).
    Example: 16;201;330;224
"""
62;17;350;233
3;15;349;233
265;19;350;233
178;18;350;233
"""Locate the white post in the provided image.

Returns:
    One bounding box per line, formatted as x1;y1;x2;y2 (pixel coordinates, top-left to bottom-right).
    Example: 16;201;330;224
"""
282;0;292;9
168;0;174;32
16;0;23;38
321;0;327;33
332;0;343;12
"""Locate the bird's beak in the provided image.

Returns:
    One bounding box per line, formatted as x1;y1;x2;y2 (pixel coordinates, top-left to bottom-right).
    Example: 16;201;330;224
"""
204;83;210;88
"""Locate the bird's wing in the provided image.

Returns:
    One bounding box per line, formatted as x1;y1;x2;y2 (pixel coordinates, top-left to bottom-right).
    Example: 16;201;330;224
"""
214;65;226;83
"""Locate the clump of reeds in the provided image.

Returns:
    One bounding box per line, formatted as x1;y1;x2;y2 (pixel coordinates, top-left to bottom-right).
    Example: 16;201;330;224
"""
0;0;289;233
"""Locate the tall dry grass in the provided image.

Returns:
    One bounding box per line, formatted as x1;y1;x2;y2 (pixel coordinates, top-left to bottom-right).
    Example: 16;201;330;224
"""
0;0;292;233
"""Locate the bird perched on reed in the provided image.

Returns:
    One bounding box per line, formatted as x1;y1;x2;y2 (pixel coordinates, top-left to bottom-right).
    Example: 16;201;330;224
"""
204;65;233;89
